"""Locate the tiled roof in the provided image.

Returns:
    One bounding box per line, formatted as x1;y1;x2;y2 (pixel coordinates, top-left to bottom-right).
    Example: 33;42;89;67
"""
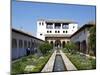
70;23;95;38
12;28;44;42
37;19;77;23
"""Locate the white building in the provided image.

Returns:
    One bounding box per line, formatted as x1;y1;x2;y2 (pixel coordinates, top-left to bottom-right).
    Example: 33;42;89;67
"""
12;28;44;60
37;19;78;40
37;19;78;48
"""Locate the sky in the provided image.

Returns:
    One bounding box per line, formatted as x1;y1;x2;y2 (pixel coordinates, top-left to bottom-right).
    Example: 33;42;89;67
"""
12;0;96;36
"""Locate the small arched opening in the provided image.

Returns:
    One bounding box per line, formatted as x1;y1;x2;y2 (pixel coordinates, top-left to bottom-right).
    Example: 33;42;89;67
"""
50;41;53;47
62;41;65;48
81;40;87;54
55;40;61;49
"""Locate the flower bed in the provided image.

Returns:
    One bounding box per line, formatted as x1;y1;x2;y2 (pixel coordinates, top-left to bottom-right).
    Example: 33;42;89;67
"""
11;52;52;75
65;52;96;70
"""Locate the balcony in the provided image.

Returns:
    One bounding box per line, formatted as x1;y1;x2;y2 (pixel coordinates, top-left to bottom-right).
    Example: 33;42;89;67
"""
46;23;53;29
62;23;69;29
55;23;61;29
46;26;53;29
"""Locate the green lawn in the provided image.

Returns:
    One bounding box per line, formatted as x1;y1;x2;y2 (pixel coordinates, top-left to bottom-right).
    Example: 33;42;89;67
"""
62;49;96;70
11;52;52;75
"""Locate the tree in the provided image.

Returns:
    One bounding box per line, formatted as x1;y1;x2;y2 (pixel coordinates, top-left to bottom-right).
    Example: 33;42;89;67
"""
65;42;77;54
39;42;52;55
88;25;96;56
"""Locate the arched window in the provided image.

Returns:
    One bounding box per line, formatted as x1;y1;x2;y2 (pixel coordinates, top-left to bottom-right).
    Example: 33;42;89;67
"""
28;41;30;48
58;31;60;33
63;31;65;33
62;41;65;48
50;41;53;46
55;31;57;33
47;31;49;33
81;40;87;54
76;42;80;51
12;39;17;48
55;40;61;48
67;41;69;43
32;42;34;48
24;40;27;48
50;31;52;33
40;33;42;36
19;40;23;48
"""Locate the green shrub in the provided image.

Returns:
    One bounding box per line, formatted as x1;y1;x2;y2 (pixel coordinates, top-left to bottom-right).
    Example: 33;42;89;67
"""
89;50;95;56
88;25;96;56
32;53;52;72
21;57;27;62
89;58;96;69
65;42;77;54
12;61;26;75
66;53;96;70
62;48;69;53
12;52;52;75
39;42;52;55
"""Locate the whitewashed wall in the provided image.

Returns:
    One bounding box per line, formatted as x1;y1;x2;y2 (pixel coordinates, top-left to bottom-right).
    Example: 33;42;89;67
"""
12;31;44;60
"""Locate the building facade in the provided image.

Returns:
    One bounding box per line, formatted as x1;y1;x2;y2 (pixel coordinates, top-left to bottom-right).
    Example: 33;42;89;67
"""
12;28;44;60
70;24;94;54
37;19;78;48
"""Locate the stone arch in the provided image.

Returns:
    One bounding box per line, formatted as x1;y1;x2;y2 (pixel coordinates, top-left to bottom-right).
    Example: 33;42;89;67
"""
62;41;66;48
50;41;53;47
55;40;61;48
81;40;87;54
75;41;80;51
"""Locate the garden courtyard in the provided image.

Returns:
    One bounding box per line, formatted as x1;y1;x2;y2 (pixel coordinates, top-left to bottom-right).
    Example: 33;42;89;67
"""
11;42;96;75
11;24;96;75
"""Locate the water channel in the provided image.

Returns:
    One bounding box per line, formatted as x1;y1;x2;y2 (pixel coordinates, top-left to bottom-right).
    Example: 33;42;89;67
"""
53;50;67;72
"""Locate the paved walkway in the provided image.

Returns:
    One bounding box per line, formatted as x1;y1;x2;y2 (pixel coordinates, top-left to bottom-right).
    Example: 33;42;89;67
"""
41;50;77;72
41;50;56;72
60;50;77;71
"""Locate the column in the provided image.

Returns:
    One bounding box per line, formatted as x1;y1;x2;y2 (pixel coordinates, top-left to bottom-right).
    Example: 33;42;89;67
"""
53;23;55;29
17;39;19;58
53;40;55;49
61;40;63;49
61;23;63;29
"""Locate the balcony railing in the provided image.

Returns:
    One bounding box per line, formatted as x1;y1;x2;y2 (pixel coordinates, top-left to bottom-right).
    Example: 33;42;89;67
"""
62;26;69;29
46;25;53;29
46;27;53;29
55;27;61;29
62;25;69;29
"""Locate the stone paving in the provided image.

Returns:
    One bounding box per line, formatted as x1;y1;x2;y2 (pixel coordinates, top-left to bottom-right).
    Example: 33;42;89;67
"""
60;50;77;71
41;50;56;72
